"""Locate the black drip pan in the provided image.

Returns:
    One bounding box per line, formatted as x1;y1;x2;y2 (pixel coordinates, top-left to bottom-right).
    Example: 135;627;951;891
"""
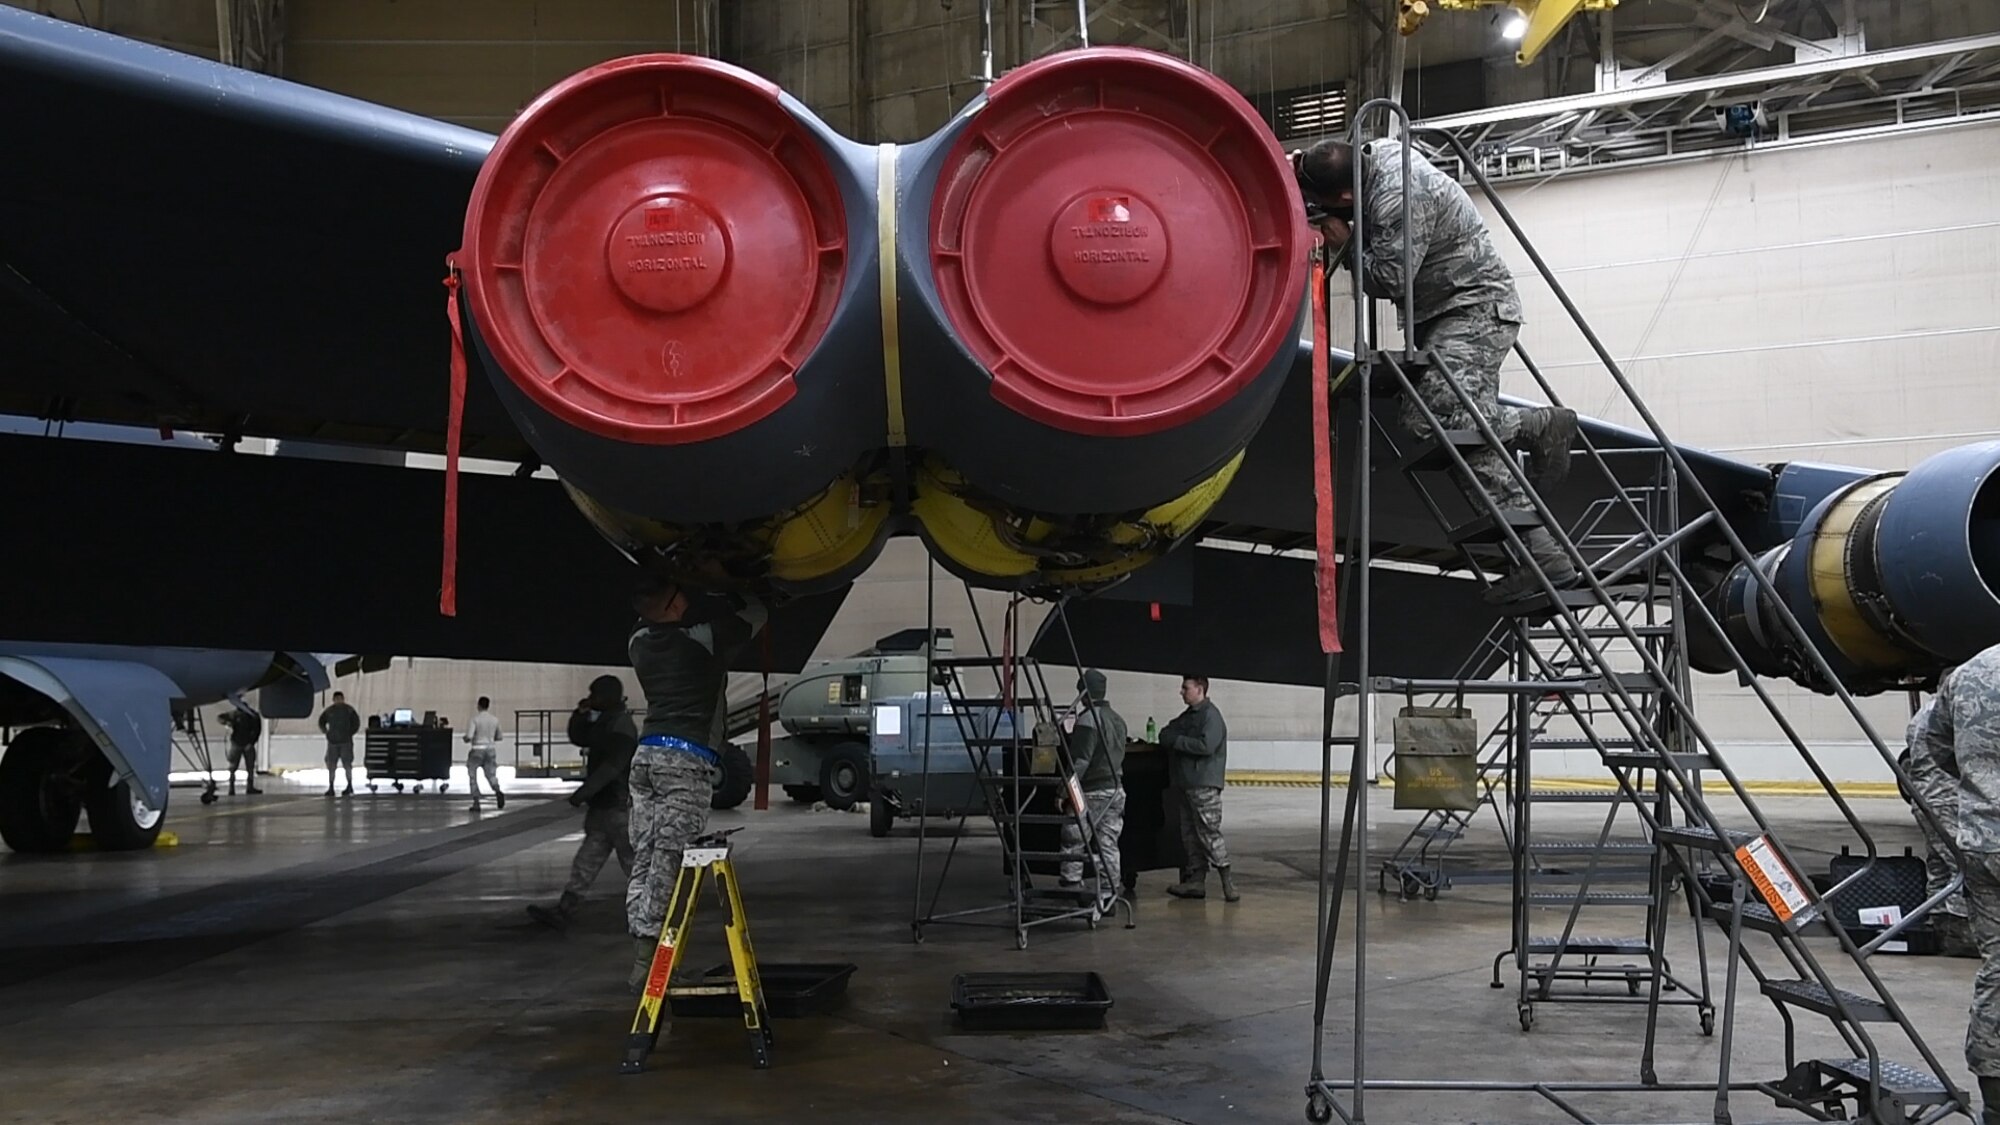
668;962;857;1019
951;971;1112;1031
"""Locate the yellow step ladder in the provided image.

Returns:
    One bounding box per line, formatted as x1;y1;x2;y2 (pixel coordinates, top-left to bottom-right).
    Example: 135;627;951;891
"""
622;829;773;1073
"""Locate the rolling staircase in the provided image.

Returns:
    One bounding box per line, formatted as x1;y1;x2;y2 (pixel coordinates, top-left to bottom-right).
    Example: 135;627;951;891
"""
1306;104;1967;1125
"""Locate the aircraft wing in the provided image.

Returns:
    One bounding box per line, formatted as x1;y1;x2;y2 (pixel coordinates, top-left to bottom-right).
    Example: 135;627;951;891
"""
0;7;517;457
0;654;177;808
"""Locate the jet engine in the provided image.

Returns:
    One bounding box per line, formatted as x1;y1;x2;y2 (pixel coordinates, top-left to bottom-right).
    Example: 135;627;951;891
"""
895;48;1309;587
456;55;892;592
457;48;1308;596
1690;442;2000;693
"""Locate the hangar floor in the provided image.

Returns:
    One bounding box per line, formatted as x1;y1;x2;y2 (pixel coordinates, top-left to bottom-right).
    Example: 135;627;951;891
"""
0;782;1979;1124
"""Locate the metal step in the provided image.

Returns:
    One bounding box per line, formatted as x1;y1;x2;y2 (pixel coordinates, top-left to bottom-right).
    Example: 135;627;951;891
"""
1758;980;1892;1022
1526;935;1651;957
1446;509;1544;546
1527;838;1655;854
1601;751;1716;770
1809;1057;1952;1103
1398;429;1485;473
1707;900;1806;936
1657;825;1757;852
1527;891;1656;906
1499;586;1656;618
1527;789;1621;803
977;774;1067;786
1525;624;1675;639
1530;737;1639;750
1012;813;1079;826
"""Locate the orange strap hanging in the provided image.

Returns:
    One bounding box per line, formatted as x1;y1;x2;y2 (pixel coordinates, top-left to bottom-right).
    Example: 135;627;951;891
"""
440;257;467;618
1310;252;1341;654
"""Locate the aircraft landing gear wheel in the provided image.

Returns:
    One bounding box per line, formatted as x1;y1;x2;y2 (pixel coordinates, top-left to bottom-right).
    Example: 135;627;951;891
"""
1307;1089;1334;1123
87;777;165;851
0;727;87;853
1518;1003;1535;1032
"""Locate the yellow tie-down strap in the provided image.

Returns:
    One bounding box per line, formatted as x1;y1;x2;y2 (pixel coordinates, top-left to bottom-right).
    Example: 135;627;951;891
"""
877;142;907;448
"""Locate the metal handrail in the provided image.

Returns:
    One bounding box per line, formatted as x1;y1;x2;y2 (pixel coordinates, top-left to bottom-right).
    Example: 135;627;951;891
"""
1310;94;1966;1121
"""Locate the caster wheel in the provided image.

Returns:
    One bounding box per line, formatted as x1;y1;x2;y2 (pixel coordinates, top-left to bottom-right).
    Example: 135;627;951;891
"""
1518;1005;1534;1032
911;924;924;945
393;782;404;792
1087;916;1098;930
200;791;218;806
1307;1090;1334;1124
1628;978;1641;997
1700;1007;1715;1036
1424;884;1439;902
1015;930;1028;951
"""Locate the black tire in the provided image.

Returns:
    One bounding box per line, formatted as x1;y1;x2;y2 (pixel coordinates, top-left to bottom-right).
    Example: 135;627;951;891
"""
86;776;166;851
869;793;895;838
0;728;85;854
710;744;754;811
818;742;870;811
782;784;822;804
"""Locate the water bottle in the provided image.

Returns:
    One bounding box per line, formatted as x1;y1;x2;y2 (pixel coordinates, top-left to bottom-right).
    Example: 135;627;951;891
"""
1145;716;1157;743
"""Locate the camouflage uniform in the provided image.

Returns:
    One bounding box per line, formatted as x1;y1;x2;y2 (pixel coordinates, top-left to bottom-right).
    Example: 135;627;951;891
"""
1060;682;1130;895
1931;644;2000;1093
564;805;635;901
558;704;638;909
1905;698;1967;918
625;752;716;938
1162;699;1230;875
1357;140;1529;514
623;595;768;941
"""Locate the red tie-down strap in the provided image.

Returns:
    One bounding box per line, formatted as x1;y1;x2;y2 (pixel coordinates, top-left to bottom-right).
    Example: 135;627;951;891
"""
440;256;467;617
1310;251;1341;654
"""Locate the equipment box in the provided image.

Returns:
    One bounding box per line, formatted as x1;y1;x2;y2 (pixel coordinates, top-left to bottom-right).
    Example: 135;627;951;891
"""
951;972;1112;1031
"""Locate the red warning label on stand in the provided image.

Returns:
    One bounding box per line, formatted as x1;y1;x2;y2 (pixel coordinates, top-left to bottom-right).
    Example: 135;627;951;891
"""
1735;835;1811;923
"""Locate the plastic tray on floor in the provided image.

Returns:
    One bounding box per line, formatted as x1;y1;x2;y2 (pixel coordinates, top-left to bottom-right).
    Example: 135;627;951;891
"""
951;971;1113;1031
667;962;857;1019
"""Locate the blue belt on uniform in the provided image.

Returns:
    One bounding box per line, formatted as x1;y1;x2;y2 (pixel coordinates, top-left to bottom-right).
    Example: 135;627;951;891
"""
639;734;720;765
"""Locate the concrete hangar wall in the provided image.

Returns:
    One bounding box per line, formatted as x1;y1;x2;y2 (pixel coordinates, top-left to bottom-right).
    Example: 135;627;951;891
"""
16;1;1997;781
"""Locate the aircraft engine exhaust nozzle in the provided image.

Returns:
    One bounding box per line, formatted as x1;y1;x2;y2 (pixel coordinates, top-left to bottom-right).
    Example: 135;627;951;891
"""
455;53;891;591
1691;441;2000;693
896;47;1311;588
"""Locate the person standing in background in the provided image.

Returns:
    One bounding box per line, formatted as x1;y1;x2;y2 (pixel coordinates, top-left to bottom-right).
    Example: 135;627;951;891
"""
464;696;505;811
317;690;361;798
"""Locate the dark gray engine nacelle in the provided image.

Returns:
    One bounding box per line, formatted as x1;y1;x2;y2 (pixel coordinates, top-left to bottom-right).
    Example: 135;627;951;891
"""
1691;442;2000;693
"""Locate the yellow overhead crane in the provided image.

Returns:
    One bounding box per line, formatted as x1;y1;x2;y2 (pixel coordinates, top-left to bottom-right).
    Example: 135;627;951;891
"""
1397;0;1619;66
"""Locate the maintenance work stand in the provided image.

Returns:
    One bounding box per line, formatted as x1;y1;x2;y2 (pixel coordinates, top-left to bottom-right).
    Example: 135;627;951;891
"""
622;829;773;1074
1302;100;1967;1125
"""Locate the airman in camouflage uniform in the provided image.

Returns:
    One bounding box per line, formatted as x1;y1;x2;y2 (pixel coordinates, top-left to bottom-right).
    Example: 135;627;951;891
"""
1904;689;1975;954
1162;676;1237;903
621;581;767;990
1060;669;1130;903
527;675;638;932
1929;643;2000;1122
1296;138;1579;605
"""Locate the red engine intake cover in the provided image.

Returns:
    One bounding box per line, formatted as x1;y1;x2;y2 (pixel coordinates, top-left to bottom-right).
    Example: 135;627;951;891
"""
929;48;1308;437
460;55;847;445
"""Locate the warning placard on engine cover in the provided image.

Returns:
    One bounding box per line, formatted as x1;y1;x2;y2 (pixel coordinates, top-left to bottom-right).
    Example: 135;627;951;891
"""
1735;835;1812;923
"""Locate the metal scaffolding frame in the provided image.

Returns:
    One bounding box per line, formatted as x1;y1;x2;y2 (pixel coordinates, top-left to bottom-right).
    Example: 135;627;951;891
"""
1300;98;1969;1125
